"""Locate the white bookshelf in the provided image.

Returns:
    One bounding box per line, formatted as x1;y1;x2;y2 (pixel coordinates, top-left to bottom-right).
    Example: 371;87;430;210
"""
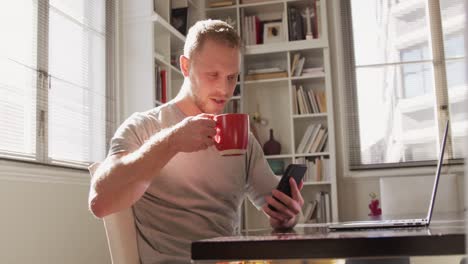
204;0;338;229
122;0;338;230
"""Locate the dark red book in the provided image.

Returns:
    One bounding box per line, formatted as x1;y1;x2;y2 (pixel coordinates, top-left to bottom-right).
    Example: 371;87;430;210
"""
312;0;319;39
160;70;167;103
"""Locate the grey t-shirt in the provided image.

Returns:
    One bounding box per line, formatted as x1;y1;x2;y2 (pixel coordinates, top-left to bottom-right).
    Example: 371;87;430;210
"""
108;103;278;264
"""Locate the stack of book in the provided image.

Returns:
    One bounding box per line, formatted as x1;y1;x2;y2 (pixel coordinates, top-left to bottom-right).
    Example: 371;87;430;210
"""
296;123;328;154
296;157;330;182
302;67;325;77
243;15;262;45
245;67;288;81
292;85;327;115
287;6;304;41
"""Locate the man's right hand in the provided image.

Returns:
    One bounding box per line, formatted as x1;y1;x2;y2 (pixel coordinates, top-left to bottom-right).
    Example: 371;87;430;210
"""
170;114;217;153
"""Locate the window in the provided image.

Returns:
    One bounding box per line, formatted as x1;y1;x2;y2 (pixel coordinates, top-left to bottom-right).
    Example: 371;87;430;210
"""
342;0;466;169
0;0;115;168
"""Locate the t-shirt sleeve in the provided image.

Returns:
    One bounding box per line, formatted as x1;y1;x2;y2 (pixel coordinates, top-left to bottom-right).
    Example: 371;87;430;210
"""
108;112;159;157
245;133;279;209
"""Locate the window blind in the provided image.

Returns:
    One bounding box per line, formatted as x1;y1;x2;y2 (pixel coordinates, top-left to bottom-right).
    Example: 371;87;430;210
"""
0;0;116;168
341;0;466;169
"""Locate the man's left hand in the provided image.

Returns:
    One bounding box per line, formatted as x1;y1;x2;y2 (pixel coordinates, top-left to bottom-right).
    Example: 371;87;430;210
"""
263;178;304;230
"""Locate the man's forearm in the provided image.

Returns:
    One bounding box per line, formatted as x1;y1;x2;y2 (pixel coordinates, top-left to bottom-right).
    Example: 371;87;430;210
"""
90;127;178;218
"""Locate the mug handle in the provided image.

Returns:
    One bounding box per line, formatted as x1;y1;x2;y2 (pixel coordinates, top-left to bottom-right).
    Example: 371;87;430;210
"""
212;116;221;148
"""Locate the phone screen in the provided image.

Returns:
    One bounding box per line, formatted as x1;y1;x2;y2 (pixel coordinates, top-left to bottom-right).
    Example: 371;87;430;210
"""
268;164;307;211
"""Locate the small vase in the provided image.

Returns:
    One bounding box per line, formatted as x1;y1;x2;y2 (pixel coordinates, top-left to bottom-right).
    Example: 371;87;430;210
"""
263;129;281;155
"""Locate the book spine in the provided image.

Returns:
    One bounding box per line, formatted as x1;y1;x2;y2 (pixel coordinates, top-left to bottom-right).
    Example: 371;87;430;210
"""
160;70;167;103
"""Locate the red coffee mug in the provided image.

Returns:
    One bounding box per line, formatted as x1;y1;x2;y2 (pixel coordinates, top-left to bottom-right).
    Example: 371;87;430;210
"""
213;113;249;156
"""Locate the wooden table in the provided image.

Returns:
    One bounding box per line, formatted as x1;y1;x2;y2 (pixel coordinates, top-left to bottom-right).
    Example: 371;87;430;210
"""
191;218;465;262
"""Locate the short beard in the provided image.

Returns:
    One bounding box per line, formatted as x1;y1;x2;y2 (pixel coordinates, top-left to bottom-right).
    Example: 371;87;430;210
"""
192;92;208;113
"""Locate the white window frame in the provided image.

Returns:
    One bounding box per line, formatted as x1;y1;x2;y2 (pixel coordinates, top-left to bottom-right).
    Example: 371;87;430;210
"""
332;0;465;172
0;0;118;174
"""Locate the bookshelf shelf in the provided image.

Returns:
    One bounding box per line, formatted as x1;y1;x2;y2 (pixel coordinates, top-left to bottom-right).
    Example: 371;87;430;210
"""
292;113;327;119
291;74;325;81
206;5;236;11
245;40;327;55
265;154;294;159
151;13;186;43
295;152;330;158
230;95;242;100
154;53;183;76
239;0;305;8
244;77;289;85
304;181;331;186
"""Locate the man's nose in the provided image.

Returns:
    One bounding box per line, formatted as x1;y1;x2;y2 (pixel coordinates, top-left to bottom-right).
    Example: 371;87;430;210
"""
215;78;231;96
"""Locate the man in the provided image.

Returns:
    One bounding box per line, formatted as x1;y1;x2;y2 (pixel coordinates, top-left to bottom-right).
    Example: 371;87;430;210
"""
88;20;304;264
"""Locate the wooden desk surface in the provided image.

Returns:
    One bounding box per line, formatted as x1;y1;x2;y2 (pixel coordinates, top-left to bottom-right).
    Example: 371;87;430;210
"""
191;219;465;261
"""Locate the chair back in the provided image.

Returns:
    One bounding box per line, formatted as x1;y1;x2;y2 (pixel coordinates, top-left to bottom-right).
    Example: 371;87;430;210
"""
88;163;140;264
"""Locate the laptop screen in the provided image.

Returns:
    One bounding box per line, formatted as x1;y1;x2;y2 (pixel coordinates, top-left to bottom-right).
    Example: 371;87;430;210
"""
426;120;449;223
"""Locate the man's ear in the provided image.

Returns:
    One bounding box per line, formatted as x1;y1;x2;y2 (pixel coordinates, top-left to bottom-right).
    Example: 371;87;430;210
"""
180;55;190;77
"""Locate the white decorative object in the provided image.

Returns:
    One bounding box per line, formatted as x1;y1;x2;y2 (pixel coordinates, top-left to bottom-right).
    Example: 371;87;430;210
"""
302;7;314;40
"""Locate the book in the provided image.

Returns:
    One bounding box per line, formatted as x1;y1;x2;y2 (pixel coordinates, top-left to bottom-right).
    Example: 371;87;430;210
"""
294;57;306;76
243;16;249;45
315;158;322;182
315;192;323;223
299;86;311;113
247;67;283;74
295;86;305;114
303;124;321;153
322;158;330;182
324;191;331;222
314;0;321;39
254;16;262;44
317;131;328;152
292;84;298;114
296;124;315;153
303;200;318;223
287;7;298;41
307;89;319;113
245;71;288;81
309;127;326;153
290;53;300;75
160;70;167;103
287;6;304;41
154;65;161;103
302;67;325;77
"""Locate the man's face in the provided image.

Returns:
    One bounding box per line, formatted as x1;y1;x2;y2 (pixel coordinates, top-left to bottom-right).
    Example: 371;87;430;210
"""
188;39;240;114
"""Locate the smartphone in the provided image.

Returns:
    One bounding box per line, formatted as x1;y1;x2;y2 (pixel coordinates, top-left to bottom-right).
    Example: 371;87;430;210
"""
268;164;307;211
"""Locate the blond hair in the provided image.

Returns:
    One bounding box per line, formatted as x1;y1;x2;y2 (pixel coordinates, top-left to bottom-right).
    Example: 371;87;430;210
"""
183;19;241;58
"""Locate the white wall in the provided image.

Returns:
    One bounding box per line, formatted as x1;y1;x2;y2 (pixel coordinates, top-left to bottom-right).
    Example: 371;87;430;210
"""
0;160;110;264
328;0;465;221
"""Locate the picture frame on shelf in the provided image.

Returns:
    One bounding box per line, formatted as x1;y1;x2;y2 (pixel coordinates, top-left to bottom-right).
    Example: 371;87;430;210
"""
263;22;284;44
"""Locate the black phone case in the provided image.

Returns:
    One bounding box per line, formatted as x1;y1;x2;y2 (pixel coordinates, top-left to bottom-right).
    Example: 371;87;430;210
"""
268;164;307;211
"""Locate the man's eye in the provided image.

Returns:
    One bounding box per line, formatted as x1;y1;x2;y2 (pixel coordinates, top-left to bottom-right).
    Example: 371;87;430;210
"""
227;75;235;81
208;73;218;78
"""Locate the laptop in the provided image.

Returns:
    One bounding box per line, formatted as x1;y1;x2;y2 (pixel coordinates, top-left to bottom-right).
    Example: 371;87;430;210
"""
328;120;449;231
